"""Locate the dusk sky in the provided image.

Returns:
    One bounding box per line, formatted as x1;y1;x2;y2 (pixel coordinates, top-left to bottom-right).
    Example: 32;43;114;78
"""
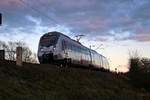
1;0;150;72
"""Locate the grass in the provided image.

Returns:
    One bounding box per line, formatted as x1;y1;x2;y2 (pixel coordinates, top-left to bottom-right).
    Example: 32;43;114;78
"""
0;60;149;100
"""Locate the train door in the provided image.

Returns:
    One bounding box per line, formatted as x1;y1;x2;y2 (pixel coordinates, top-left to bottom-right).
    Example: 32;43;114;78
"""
62;40;68;58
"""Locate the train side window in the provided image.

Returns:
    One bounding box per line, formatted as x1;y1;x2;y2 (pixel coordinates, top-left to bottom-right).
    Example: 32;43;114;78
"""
68;42;72;50
62;40;67;50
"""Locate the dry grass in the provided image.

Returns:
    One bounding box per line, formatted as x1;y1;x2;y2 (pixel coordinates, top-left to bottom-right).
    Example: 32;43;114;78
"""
0;60;150;100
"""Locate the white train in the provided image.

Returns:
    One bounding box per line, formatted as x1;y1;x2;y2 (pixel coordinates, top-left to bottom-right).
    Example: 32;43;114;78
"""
38;31;109;69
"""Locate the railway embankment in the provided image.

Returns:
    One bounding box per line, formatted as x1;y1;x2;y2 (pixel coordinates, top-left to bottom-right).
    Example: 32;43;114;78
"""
0;60;150;100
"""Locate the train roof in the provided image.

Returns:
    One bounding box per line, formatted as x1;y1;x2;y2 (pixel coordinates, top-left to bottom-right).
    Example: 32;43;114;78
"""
44;31;107;58
46;31;82;44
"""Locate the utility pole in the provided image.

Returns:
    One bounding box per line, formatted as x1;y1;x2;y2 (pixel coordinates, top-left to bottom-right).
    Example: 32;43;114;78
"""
16;47;22;66
0;50;5;60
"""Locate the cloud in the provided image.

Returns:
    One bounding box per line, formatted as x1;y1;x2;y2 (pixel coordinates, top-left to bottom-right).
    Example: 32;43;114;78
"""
95;37;109;42
127;34;150;42
0;0;21;8
0;15;73;52
26;15;41;25
1;0;150;43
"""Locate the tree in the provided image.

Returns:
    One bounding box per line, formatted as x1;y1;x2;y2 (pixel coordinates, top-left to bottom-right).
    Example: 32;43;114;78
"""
22;46;38;63
129;54;150;91
6;41;17;60
0;41;7;50
140;58;150;90
0;41;38;63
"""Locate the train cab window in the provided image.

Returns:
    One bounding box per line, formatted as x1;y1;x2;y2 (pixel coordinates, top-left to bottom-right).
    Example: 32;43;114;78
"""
62;40;67;50
40;35;58;47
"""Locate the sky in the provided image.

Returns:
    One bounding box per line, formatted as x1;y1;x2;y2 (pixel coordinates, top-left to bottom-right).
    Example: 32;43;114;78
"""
0;0;150;72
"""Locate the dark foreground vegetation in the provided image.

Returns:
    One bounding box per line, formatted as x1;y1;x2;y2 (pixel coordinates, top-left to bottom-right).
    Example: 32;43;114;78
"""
129;57;150;91
0;60;150;100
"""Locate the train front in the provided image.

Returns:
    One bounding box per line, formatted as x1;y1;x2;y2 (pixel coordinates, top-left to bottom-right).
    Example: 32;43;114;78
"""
38;32;59;64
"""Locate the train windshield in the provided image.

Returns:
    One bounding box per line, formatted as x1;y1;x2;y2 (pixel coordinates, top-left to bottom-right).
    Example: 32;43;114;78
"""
40;35;58;47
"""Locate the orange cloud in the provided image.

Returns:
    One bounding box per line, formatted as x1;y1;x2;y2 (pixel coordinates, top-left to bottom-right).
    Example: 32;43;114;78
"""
131;34;150;41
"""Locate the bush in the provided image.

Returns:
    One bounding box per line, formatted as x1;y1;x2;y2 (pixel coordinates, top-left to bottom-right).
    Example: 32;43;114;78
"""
129;57;150;91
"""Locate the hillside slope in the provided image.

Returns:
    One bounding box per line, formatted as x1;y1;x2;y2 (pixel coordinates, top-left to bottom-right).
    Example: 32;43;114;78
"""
0;60;150;100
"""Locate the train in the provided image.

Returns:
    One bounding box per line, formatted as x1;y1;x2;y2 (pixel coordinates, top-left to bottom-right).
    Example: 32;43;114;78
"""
38;31;109;69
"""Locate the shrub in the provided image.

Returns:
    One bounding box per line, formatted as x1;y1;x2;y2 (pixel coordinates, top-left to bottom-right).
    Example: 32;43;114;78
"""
129;57;150;91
